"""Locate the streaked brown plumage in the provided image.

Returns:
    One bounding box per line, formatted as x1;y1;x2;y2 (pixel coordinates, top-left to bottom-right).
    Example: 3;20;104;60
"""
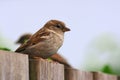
15;20;70;59
16;32;72;68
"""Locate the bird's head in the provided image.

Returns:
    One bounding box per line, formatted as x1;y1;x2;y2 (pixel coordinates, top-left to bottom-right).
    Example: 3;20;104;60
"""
44;20;70;34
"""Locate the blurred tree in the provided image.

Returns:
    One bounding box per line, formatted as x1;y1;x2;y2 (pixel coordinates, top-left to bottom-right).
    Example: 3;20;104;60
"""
82;33;120;75
101;64;113;74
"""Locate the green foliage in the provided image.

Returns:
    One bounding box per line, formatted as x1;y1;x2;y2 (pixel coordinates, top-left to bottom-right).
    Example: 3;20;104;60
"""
101;64;113;74
83;34;120;75
0;47;11;51
0;34;18;51
47;58;53;61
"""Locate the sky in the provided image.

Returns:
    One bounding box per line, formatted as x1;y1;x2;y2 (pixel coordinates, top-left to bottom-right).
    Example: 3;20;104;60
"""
0;0;120;69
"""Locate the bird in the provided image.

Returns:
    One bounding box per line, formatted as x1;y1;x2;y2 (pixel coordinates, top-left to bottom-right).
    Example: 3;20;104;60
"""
16;33;72;68
15;20;70;59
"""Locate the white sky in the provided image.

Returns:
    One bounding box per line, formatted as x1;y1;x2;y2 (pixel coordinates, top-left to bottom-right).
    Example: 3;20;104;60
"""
0;0;120;68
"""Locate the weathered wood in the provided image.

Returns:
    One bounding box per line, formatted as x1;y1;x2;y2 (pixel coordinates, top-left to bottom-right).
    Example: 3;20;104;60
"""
79;70;93;80
93;72;118;80
117;76;120;80
0;50;29;80
29;58;64;80
1;50;120;80
65;68;93;80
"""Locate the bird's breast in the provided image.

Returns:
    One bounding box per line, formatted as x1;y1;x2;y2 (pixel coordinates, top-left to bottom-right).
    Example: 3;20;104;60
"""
46;32;64;51
24;31;64;58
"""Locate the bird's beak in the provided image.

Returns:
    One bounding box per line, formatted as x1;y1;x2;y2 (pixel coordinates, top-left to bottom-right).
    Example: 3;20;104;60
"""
64;27;70;32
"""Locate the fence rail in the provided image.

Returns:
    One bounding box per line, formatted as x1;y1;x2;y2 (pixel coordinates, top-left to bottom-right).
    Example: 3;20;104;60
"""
0;50;119;80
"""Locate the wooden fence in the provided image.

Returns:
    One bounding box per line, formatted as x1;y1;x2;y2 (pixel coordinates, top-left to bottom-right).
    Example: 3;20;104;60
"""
0;50;120;80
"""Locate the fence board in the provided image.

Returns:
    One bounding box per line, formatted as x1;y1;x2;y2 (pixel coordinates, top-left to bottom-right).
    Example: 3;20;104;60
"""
93;72;118;80
79;70;93;80
65;68;93;80
0;50;120;80
29;58;64;80
0;50;29;80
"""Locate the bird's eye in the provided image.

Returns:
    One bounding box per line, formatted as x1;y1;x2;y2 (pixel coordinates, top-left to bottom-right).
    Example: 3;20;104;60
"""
56;24;62;29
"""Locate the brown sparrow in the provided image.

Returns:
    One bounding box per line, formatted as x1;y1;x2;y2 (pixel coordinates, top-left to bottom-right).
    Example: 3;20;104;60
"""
15;20;70;59
16;33;72;68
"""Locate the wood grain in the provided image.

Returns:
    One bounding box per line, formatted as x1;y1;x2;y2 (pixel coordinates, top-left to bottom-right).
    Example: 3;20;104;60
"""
65;68;93;80
29;58;64;80
0;50;29;80
93;72;118;80
0;50;120;80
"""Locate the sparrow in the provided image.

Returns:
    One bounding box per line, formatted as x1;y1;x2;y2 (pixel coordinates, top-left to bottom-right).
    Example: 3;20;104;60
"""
15;20;70;59
16;33;72;68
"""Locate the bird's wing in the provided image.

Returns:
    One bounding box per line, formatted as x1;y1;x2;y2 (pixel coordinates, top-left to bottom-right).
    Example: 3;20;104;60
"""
15;29;51;52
